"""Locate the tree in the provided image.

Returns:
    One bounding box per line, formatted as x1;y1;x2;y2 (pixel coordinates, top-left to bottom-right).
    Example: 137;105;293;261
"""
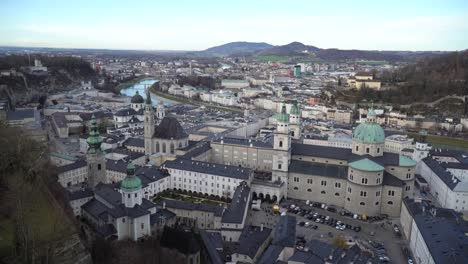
333;235;349;250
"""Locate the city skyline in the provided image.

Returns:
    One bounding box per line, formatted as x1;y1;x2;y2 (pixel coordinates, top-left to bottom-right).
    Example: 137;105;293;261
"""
1;0;468;51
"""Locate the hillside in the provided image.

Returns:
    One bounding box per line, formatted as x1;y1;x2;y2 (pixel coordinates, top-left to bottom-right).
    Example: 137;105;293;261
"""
0;124;91;263
200;41;273;56
0;55;97;104
256;41;320;56
336;50;468;110
200;41;450;61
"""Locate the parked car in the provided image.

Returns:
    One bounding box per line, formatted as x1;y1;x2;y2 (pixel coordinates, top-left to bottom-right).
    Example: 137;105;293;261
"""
298;221;305;226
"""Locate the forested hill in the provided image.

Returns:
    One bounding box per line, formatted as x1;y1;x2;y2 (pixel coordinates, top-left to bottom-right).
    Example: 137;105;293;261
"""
338;50;468;106
0;55;96;104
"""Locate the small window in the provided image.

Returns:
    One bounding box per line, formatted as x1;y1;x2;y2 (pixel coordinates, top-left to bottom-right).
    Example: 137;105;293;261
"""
278;164;282;170
388;201;394;205
355;146;359;151
293;187;298;190
321;190;326;194
361;178;368;184
279;141;283;147
366;148;370;154
375;202;380;205
307;189;312;192
360;202;365;206
122;218;126;223
377;148;380;153
98;164;101;170
128;194;130;198
347;197;350;201
335;192;340;196
134;193;137;197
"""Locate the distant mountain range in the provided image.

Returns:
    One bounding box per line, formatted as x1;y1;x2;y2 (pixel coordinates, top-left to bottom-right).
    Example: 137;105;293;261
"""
198;41;450;61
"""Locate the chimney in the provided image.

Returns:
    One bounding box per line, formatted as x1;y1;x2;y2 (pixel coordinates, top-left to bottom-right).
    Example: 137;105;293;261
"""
261;224;264;231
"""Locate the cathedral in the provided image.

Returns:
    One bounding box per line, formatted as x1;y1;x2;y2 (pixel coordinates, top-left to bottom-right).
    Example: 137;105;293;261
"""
210;103;416;217
143;91;189;159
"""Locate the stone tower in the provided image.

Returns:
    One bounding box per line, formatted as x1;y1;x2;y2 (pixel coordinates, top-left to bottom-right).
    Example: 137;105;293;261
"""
86;115;106;189
144;91;155;156
156;102;165;122
289;100;301;140
272;104;291;198
120;162;143;208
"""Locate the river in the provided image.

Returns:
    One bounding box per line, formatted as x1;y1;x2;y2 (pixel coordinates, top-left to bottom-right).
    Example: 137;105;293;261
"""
119;78;177;106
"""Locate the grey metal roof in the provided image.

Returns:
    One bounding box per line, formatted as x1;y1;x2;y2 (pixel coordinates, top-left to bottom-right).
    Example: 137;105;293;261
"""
150;208;176;226
272;215;296;247
164;159;251;180
222;182;250;224
233;225;272;259
57;159;87;173
292;143;352;160
158;199;224;217
6;108;35;121
123;137;144;148
114;108;138;117
111;147;145;160
153;116;188;139
383;171;404;187
199;230;225;264
66;188;93;201
289;160;348;179
288;251;323;263
106;159;129;173
413;212;468;264
257;245;284;264
136;166;170;187
212;135;274;149
430;148;468;164
178;142;211;160
422;157;460;190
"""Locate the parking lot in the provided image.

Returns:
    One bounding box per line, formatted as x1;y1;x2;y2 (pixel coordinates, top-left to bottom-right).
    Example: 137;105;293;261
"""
247;199;410;264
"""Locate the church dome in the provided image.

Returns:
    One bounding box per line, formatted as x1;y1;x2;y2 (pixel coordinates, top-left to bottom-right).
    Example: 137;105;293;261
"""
352;106;385;144
131;91;144;103
120;163;142;192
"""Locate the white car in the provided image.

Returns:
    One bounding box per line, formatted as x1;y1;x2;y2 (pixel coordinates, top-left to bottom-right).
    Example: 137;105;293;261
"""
305;222;310;227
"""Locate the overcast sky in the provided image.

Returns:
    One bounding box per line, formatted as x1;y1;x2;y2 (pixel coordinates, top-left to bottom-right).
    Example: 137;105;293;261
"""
1;0;467;51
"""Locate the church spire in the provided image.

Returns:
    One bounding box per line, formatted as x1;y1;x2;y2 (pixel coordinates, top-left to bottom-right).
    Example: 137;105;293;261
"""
86;114;103;154
145;90;152;105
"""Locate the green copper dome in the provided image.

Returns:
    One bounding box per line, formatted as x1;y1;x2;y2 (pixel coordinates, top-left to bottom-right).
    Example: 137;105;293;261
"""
86;115;103;154
276;104;290;123
352;106;384;144
349;158;384;172
120;163;142;192
290;101;301;115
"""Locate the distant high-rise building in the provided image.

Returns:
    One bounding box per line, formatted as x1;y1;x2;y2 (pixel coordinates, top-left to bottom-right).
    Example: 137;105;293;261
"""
293;65;301;77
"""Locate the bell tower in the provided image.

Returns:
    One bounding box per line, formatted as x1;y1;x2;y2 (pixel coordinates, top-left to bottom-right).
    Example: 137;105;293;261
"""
272;104;291;198
86;115;106;188
144;91;155;156
289;100;301;140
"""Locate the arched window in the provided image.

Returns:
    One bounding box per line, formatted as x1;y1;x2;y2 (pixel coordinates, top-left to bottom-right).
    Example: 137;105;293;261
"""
170;143;175;154
387;201;393;205
321;190;326;194
360;202;365;206
366;147;370;154
279;141;283;147
375;202;380;205
162;142;166;153
291;131;295;137
156;142;160;152
307;189;312;192
335;192;340;196
293;187;298;190
355;145;359;151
